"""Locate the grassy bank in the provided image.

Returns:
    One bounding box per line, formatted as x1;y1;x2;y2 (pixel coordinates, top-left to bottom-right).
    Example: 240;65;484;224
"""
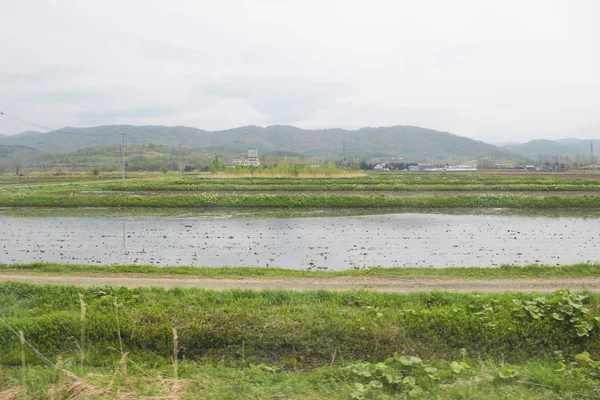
79;182;600;191
65;178;600;192
2;192;600;208
1;283;600;365
4;172;600;209
1;283;600;398
6;171;599;185
5;172;600;193
4;262;600;280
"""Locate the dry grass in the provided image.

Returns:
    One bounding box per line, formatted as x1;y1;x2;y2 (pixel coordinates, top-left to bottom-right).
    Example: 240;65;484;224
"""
47;370;189;400
210;171;367;178
0;387;22;400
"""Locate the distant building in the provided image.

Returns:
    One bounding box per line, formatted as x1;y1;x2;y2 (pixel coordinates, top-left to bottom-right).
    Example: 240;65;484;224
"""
408;165;419;171
248;149;259;165
417;162;434;170
232;149;261;167
494;164;514;169
373;163;386;172
525;165;535;171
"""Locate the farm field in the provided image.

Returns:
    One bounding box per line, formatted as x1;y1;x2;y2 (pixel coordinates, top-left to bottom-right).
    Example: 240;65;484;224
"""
1;171;600;399
1;171;600;209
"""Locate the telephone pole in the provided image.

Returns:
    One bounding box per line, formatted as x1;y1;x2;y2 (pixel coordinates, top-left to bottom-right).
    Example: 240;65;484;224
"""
179;142;183;180
121;133;125;183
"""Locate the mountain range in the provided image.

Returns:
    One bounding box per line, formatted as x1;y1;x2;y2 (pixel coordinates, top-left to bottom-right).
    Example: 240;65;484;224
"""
0;124;597;162
0;124;516;161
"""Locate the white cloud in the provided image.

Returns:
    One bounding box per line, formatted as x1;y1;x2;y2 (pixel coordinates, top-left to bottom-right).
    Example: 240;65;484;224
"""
1;0;599;142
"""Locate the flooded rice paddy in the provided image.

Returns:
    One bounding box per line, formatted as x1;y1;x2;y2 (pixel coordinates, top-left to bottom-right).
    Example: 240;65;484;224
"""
1;209;599;269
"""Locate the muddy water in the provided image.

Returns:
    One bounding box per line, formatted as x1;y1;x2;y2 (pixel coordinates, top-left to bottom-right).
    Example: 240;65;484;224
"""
1;213;599;269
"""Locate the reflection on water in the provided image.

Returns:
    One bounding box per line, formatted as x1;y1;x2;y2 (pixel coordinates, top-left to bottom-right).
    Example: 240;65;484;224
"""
2;212;599;269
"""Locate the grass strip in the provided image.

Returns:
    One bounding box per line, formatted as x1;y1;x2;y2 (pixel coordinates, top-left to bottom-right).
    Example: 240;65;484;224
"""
3;262;600;279
2;192;600;208
1;359;599;399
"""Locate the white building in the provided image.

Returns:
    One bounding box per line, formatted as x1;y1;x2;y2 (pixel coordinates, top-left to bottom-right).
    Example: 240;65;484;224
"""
248;149;259;166
373;163;389;172
232;149;261;167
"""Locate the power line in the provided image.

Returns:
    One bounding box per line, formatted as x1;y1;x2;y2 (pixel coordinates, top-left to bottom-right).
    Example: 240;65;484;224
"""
0;316;58;369
0;110;121;137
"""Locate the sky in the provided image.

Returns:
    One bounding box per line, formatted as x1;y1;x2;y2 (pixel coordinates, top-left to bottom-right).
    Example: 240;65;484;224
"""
1;0;599;143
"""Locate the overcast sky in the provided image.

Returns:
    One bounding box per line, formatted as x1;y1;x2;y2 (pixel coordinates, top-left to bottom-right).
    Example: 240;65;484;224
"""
1;0;599;142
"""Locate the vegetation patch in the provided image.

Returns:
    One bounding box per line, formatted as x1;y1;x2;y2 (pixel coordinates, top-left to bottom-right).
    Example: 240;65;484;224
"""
2;192;600;208
3;262;600;280
4;173;600;208
1;283;600;366
1;283;600;398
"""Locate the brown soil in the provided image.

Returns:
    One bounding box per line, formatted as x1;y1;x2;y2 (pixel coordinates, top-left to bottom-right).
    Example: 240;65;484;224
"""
2;274;599;293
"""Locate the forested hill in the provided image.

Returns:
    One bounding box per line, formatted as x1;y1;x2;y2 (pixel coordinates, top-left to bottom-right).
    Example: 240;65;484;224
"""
1;124;512;160
503;138;599;160
0;144;44;160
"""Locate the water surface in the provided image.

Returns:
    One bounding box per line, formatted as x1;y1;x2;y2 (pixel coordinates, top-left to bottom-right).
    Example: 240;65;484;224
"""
2;211;599;269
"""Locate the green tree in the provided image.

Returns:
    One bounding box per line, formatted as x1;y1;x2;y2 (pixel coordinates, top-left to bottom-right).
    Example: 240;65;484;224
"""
160;164;168;174
210;155;221;173
234;162;243;175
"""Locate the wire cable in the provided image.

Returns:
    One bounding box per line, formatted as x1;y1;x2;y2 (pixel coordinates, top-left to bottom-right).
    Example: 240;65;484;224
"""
0;110;121;137
0;315;58;369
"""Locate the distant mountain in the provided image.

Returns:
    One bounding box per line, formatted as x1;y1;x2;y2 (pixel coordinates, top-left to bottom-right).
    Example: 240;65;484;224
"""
503;138;598;159
13;130;44;137
0;145;44;160
0;124;520;161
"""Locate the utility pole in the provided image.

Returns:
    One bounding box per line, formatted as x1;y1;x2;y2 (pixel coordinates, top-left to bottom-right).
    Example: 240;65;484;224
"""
179;142;183;180
121;133;125;183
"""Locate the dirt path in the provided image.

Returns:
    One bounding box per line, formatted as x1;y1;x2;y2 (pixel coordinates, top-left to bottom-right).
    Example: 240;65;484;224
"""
2;274;600;293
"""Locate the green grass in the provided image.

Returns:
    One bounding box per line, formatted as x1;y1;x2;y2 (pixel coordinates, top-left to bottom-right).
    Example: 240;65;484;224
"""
75;182;600;192
3;172;600;209
2;358;600;399
1;283;600;367
4;171;600;190
3;262;600;280
2;283;600;398
2;192;600;208
83;172;600;187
